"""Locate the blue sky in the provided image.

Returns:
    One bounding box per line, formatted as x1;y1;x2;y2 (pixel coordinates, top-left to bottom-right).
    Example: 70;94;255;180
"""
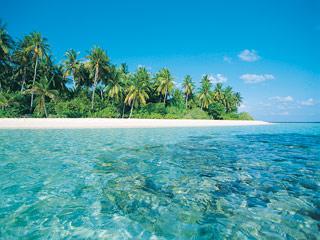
2;0;320;121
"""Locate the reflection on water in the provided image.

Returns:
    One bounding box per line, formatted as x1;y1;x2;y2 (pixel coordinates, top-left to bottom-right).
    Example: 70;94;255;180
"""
0;124;319;239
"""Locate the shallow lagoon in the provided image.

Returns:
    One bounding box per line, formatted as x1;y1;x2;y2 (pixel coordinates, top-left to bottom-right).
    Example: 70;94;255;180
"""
0;123;319;239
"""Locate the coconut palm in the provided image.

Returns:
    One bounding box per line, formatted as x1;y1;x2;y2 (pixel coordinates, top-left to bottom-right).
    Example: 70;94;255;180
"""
0;22;14;91
155;68;174;104
182;75;194;109
234;92;242;107
87;46;109;109
12;40;31;92
64;49;80;89
213;83;224;102
0;22;13;61
118;63;130;117
198;75;213;109
25;77;58;117
105;65;124;103
125;67;150;118
24;32;49;109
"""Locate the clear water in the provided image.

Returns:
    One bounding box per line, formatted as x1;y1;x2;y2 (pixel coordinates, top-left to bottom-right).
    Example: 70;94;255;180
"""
0;123;319;239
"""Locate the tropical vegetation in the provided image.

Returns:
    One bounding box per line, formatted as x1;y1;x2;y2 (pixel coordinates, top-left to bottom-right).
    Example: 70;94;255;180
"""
0;22;252;120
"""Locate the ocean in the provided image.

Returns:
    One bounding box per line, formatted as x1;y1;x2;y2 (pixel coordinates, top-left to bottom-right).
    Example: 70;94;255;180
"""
0;123;319;239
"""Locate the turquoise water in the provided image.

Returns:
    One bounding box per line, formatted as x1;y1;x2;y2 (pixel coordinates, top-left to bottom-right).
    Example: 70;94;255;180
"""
0;123;319;239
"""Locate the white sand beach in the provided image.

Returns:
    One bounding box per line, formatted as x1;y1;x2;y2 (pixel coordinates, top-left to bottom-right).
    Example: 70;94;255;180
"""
0;118;271;129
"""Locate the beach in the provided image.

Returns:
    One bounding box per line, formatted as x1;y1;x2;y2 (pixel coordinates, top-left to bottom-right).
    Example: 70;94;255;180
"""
0;118;271;129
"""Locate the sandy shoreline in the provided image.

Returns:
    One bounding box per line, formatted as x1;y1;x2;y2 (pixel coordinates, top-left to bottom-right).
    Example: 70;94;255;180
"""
0;118;271;129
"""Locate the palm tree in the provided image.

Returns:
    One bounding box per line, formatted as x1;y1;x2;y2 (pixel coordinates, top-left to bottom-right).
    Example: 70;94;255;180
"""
24;32;49;109
234;92;242;107
64;49;80;89
0;22;13;61
12;40;31;92
125;67;150;118
213;83;224;102
198;75;213;109
119;63;130;117
25;77;58;117
182;75;194;109
87;46;109;109
0;22;14;91
105;65;125;104
155;68;174;104
222;86;233;113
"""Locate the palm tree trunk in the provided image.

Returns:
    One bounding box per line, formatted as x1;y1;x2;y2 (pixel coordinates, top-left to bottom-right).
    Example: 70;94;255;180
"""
21;68;26;92
100;89;104;100
91;66;98;110
72;71;76;89
122;103;125;118
91;84;96;109
163;87;167;104
185;94;188;109
30;56;38;110
129;99;135;118
43;97;48;118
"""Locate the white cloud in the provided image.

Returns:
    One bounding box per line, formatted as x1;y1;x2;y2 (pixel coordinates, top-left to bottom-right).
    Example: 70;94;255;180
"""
223;56;232;63
240;74;274;84
208;74;228;84
300;98;316;106
269;96;294;103
238;49;260;62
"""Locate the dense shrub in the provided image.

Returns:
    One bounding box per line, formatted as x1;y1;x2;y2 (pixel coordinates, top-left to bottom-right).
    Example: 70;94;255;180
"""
183;108;210;119
222;112;254;120
207;102;225;119
0;92;29;117
236;112;254;120
89;105;120;118
55;97;91;117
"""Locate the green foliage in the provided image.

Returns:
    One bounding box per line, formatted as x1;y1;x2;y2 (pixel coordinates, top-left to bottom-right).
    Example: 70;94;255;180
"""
55;97;91;117
0;22;252;120
184;108;210;119
171;89;185;109
135;103;166;118
0;92;29;117
221;112;254;120
207;102;225;119
90;105;120;118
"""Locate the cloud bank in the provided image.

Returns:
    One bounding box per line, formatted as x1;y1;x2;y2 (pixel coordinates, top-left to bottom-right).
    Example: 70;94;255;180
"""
240;74;274;84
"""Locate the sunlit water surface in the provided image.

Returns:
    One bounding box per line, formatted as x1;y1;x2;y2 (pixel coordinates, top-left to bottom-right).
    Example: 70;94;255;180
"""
0;123;319;239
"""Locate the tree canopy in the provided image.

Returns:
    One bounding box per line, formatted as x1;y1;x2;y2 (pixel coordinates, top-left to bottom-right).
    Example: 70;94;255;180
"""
0;22;252;120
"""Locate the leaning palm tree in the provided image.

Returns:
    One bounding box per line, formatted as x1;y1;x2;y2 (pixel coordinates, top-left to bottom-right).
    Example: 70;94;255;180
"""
155;68;174;104
125;67;150;118
25;77;58;117
64;49;80;89
24;32;49;109
182;75;194;109
198;74;213;109
87;46;109;109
